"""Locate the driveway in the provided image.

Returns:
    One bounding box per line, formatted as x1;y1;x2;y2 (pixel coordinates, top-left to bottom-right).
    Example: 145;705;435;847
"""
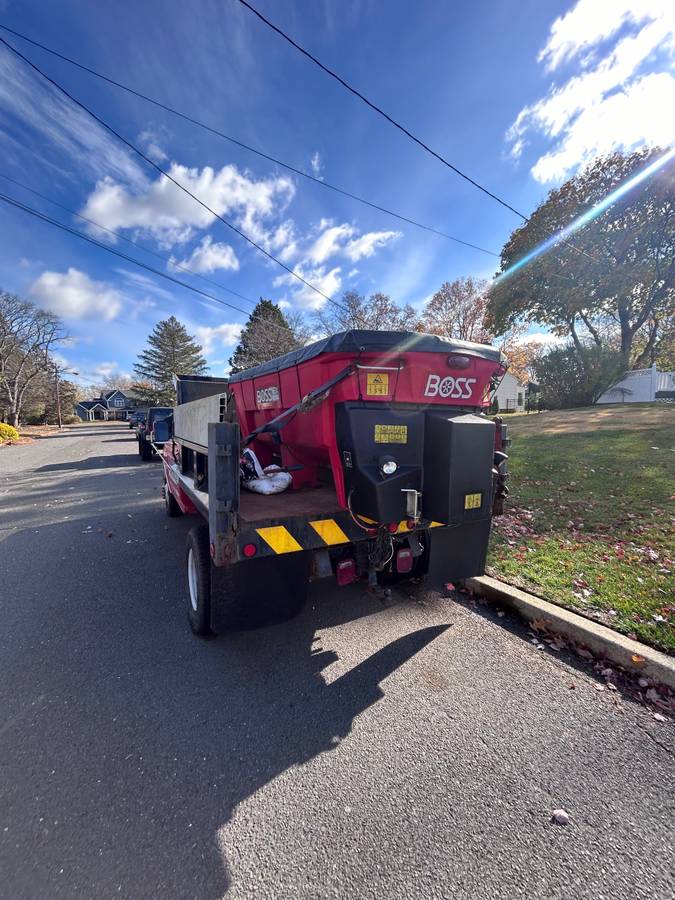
0;424;672;898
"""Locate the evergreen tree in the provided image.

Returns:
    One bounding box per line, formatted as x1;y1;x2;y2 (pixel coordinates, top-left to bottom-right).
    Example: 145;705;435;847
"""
133;316;207;404
229;299;301;373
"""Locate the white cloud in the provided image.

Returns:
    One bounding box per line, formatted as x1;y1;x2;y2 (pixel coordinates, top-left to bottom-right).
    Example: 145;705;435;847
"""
306;221;400;265
507;0;675;182
169;235;239;274
273;219;401;309
274;264;343;311
344;229;401;262
0;47;144;187
81;163;295;249
138;129;168;163
310;151;324;180
538;0;663;71
195;323;243;355
115;269;176;302
307;223;355;264
30;268;123;320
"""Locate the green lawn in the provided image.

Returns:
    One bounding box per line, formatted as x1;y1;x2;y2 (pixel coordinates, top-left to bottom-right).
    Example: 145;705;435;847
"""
487;405;675;654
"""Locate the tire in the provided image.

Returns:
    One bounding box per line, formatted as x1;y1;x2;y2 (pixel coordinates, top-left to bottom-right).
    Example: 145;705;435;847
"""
164;480;182;517
185;523;212;636
140;437;153;461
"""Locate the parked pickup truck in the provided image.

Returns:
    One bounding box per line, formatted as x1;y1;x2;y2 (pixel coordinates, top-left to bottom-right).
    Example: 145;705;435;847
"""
160;332;509;637
137;406;172;461
128;410;147;430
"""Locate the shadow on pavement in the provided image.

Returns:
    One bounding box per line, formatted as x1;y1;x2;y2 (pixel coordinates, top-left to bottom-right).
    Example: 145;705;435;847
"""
35;452;144;473
0;442;449;898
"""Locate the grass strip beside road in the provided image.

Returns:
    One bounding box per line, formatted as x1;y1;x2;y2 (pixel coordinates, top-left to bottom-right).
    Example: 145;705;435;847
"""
488;405;675;653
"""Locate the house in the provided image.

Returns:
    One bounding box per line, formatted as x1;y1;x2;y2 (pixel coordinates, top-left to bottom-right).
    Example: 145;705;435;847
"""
74;390;141;421
597;363;675;404
492;371;537;413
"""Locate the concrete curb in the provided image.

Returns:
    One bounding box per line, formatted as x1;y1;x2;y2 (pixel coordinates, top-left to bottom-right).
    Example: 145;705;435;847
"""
466;575;675;691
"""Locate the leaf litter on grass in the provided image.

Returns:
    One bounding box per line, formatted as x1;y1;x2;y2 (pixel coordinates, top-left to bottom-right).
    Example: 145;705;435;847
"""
487;407;675;653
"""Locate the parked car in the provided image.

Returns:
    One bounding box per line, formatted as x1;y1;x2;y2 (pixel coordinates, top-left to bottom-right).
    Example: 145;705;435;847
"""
138;407;172;461
128;410;146;430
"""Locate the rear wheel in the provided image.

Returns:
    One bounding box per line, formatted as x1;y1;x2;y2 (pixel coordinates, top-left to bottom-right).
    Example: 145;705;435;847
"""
164;480;182;517
140;437;153;461
185;524;212;636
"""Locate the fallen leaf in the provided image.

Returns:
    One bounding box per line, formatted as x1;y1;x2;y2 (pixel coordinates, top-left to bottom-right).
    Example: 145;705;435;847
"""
653;713;667;723
577;647;594;660
631;655;646;667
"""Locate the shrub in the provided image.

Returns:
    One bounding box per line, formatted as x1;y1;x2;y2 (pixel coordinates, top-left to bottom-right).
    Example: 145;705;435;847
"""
61;414;81;425
0;423;20;443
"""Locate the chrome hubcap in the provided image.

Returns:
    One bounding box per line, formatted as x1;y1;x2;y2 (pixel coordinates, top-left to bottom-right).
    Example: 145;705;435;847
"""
187;547;198;612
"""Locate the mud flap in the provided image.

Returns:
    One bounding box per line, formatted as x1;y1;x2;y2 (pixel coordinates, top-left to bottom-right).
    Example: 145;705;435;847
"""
425;520;492;586
210;552;311;632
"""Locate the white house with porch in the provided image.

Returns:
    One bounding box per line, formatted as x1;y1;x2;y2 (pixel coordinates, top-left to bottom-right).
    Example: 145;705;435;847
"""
74;390;141;421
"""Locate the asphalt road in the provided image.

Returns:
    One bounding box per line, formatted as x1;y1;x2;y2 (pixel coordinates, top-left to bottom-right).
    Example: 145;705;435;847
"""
1;424;673;899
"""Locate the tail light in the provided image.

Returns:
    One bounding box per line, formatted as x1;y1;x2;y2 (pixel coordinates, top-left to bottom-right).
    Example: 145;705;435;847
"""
396;548;414;574
336;558;356;586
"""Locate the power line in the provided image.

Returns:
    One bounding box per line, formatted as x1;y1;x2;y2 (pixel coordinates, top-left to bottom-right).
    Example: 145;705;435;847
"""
235;0;600;267
0;24;499;258
235;0;527;220
0;35;358;317
0;190;313;342
0;172;263;312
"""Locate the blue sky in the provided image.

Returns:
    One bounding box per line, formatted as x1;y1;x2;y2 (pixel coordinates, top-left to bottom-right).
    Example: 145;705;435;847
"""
0;0;673;388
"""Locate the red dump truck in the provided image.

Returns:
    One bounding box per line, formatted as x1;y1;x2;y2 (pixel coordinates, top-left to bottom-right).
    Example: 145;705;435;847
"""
157;330;509;635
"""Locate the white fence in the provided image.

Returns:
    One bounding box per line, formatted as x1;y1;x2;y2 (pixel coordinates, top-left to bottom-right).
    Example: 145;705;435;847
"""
597;364;675;404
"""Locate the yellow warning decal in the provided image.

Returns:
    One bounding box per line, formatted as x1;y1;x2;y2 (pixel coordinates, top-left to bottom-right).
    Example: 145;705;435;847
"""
255;526;303;554
366;372;389;396
374;424;408;444
309;519;350;545
464;492;482;510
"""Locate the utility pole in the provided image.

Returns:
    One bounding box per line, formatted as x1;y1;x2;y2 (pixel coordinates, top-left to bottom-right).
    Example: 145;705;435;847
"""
54;364;62;429
53;363;79;429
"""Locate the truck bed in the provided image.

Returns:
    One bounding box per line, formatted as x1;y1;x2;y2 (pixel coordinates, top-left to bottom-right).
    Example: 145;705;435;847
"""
239;485;342;523
170;460;342;525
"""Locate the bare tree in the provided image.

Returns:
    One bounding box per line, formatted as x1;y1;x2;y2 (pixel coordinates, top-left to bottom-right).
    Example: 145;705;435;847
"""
0;291;64;426
421;277;493;343
315;290;419;336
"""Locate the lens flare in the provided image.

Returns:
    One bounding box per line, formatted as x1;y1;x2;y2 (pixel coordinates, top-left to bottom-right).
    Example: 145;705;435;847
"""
495;146;675;283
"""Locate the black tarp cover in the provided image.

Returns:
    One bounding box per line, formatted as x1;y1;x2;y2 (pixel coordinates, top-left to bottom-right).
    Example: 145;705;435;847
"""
228;330;505;383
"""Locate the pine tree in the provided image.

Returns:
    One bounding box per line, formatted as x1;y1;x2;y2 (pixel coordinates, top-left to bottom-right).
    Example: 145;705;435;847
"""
133;316;207;404
229;299;301;373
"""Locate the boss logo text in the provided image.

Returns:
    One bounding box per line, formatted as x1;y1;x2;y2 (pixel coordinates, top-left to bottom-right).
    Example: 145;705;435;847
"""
256;385;280;405
424;374;477;400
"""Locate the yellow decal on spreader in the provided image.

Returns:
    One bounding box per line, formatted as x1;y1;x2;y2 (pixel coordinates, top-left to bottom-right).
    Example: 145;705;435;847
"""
374;424;408;444
464;492;482;510
309;519;350;545
255;526;303;554
366;373;389;396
